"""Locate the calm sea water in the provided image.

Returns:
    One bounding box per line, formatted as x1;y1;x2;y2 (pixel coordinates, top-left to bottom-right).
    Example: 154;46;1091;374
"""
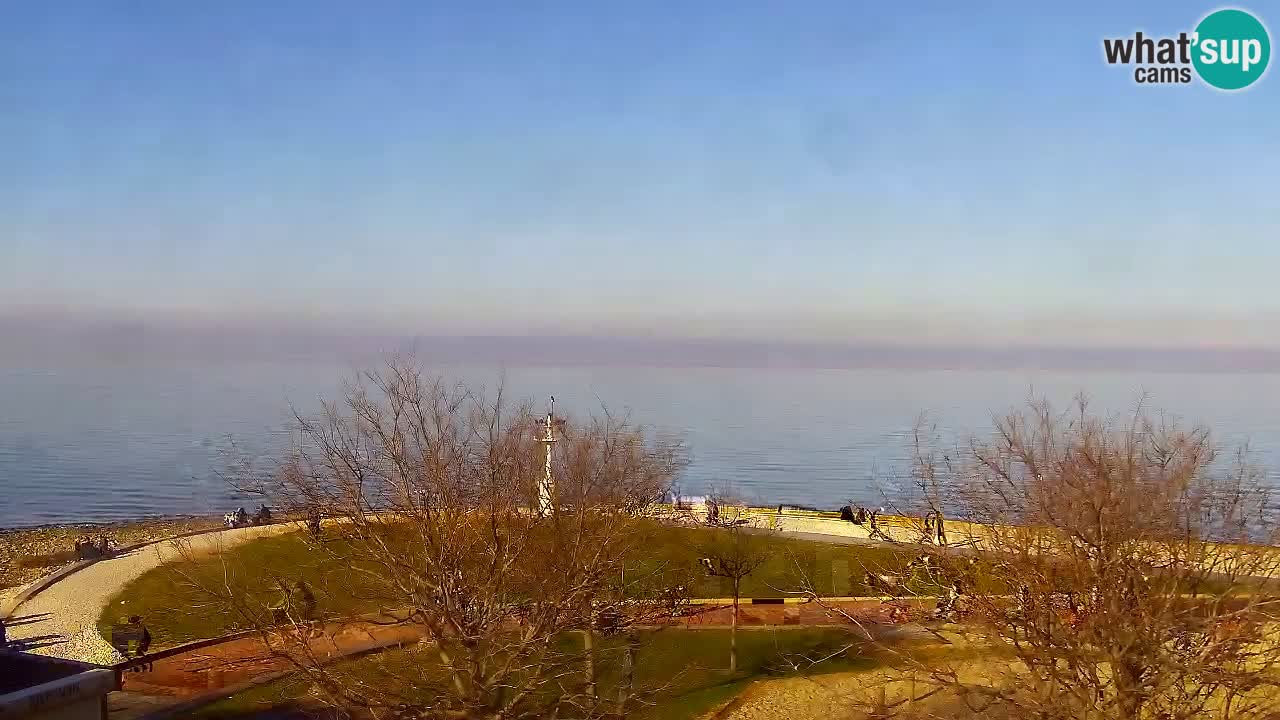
1;361;1279;528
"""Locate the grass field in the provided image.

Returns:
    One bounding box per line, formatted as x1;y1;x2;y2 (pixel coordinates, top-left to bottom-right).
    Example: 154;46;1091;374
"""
101;521;939;646
193;627;878;720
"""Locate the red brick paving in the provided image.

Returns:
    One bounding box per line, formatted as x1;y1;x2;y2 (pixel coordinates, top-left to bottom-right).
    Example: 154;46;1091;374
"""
118;599;934;698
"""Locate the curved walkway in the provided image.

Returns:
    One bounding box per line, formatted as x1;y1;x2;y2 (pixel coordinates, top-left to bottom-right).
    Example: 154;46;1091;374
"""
5;523;300;665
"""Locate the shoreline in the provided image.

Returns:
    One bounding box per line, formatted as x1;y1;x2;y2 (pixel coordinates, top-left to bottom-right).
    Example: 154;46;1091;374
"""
0;512;223;534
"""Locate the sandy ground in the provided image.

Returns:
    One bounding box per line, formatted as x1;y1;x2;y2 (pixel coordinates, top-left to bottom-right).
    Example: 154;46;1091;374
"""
725;673;871;720
723;637;1006;720
5;522;300;664
723;667;957;720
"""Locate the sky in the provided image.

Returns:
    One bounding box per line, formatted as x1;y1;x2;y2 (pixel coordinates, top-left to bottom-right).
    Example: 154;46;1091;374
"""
2;1;1279;360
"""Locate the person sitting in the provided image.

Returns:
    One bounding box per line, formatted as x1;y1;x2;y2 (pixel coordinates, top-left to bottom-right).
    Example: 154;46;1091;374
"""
234;507;249;527
253;505;272;525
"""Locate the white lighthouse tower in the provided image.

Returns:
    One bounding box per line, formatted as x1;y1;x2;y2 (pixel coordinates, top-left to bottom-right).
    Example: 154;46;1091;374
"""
536;397;564;516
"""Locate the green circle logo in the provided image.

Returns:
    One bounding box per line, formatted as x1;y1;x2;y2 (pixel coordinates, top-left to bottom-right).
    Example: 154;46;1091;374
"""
1193;9;1270;90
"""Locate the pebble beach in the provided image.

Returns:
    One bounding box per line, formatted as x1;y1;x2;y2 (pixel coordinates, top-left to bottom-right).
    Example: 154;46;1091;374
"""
0;516;223;597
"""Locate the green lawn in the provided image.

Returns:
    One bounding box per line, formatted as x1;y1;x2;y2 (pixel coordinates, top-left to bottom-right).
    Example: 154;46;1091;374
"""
100;531;388;646
193;627;877;719
100;521;939;647
639;523;939;598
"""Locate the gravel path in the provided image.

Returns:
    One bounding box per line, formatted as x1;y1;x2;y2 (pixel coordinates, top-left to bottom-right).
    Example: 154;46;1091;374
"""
4;523;298;665
725;673;870;720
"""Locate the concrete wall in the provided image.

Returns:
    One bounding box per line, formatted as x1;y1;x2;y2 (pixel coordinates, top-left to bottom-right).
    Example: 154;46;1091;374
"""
669;504;934;545
0;668;112;720
24;696;103;720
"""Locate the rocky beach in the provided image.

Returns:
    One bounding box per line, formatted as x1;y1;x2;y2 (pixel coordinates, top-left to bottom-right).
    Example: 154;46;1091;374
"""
0;516;222;598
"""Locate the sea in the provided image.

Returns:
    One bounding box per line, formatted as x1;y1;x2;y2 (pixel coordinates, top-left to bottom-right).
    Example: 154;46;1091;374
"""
2;360;1279;528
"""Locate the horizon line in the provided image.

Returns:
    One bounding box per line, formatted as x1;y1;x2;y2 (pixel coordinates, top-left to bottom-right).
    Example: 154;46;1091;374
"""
3;312;1280;373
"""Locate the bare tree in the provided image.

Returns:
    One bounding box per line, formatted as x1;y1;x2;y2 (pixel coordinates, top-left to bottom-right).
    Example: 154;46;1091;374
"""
193;358;688;720
818;396;1280;720
697;493;769;676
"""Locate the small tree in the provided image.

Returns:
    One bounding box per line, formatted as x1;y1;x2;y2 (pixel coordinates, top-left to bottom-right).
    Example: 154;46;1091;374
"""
196;358;688;720
697;497;769;675
822;396;1280;720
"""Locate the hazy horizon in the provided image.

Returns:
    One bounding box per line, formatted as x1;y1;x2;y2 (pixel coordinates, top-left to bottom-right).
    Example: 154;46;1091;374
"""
5;306;1280;373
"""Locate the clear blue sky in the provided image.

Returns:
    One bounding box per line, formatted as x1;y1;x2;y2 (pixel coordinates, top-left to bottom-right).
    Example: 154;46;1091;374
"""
3;1;1277;349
